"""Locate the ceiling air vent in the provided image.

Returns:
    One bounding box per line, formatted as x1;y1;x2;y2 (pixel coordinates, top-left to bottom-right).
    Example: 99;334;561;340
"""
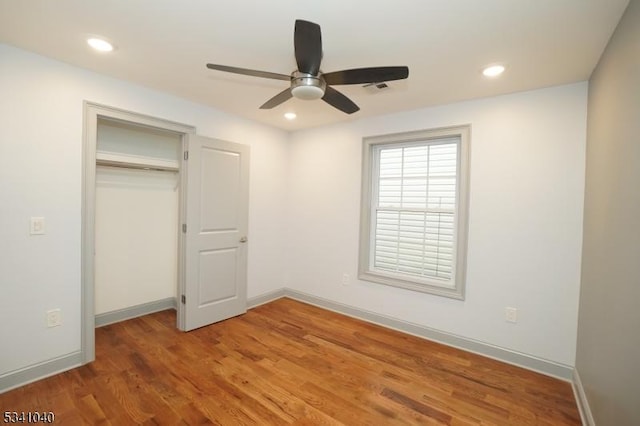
363;82;389;94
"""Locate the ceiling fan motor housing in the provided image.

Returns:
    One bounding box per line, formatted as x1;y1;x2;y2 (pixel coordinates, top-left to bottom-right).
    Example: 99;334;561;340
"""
291;71;326;100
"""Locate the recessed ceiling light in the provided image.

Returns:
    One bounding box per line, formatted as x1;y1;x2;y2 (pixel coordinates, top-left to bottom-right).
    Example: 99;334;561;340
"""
482;64;505;78
87;37;114;52
284;112;297;120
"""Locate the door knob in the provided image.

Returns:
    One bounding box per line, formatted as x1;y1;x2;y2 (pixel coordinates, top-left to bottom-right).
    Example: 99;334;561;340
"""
239;237;247;243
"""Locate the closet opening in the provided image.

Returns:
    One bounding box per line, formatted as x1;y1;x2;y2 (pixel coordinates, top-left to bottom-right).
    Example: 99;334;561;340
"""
82;102;196;364
94;118;182;326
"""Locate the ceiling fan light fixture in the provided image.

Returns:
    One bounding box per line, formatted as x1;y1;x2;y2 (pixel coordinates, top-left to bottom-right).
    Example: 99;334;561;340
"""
291;71;326;100
291;85;324;100
284;112;297;120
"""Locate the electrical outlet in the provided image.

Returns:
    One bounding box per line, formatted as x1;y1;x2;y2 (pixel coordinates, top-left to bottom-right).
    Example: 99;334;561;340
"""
341;273;350;286
505;307;518;323
30;217;45;235
46;309;62;328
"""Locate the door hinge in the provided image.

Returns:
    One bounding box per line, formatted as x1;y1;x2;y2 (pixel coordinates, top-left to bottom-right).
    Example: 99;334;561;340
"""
182;224;187;233
181;295;186;304
184;151;189;160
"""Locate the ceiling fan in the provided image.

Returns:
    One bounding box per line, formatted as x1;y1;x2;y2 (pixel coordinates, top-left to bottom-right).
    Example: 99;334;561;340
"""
206;20;409;114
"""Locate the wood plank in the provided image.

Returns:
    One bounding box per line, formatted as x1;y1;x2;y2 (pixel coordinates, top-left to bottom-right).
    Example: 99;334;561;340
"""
0;298;581;425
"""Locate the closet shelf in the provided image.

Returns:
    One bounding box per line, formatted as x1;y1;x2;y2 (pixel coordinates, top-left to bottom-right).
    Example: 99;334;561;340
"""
96;151;179;172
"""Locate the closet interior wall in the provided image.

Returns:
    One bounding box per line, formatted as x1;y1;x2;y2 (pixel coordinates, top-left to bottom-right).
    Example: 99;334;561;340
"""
95;119;181;316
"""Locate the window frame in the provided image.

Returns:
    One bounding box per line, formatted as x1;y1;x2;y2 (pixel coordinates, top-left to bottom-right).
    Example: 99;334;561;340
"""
358;125;471;299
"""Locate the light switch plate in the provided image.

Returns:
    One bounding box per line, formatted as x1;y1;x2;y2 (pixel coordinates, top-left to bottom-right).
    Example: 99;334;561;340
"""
46;309;62;327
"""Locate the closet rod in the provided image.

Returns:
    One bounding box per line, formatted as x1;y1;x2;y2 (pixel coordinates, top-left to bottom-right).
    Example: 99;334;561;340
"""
96;160;178;173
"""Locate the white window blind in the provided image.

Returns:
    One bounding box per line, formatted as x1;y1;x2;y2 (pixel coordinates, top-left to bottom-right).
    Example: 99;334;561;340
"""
373;140;458;284
359;126;469;299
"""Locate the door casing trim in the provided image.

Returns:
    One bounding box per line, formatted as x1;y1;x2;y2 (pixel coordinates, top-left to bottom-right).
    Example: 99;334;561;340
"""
82;102;195;363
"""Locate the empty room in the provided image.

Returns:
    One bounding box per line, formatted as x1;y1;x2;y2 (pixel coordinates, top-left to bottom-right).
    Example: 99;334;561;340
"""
0;1;638;424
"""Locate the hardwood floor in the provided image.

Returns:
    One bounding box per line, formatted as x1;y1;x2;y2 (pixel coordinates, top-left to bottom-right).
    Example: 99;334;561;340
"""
0;298;581;425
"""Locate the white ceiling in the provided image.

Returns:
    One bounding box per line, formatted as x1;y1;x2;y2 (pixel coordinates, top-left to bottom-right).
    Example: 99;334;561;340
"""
0;0;629;131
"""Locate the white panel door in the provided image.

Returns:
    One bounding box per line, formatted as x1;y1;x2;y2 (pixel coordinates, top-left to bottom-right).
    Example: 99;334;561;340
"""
181;134;249;331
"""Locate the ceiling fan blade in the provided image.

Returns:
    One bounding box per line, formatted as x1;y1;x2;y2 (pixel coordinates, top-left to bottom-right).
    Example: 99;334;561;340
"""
206;64;291;81
259;88;293;109
322;86;360;114
323;66;409;85
294;20;322;75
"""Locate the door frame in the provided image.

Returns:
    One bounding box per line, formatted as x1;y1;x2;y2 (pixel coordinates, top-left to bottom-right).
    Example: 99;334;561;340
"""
81;102;195;364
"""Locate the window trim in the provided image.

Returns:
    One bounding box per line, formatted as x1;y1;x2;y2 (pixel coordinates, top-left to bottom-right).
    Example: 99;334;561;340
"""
358;125;471;300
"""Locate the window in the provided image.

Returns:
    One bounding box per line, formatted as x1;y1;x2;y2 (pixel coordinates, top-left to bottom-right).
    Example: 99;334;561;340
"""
359;125;470;299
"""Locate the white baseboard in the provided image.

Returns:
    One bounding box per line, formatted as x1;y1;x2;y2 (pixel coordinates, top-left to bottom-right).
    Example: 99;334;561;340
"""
247;288;287;308
0;352;82;394
249;288;574;381
572;368;595;425
95;297;177;327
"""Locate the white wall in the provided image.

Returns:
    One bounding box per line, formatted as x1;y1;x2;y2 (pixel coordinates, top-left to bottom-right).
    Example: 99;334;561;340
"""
287;83;587;366
0;44;289;376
